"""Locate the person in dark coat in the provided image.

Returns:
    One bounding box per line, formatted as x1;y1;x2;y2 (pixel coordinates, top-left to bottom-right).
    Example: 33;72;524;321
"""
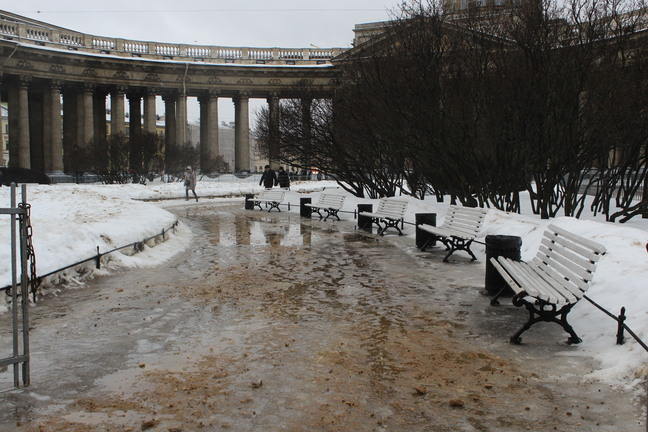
277;166;290;189
259;165;277;189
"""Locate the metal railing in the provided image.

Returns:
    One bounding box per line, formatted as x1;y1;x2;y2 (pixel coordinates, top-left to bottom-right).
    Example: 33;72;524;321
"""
1;221;179;296
0;184;30;388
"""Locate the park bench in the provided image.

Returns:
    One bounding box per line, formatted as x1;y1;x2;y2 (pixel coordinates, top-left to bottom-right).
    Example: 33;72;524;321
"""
489;224;607;345
359;198;409;236
304;193;346;221
418;205;489;262
247;190;286;212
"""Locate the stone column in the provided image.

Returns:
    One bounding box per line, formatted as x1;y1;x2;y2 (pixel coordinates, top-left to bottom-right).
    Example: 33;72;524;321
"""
28;89;44;172
94;90;107;150
143;89;157;134
199;90;219;172
80;83;95;148
127;92;142;171
7;85;19;167
17;76;31;169
62;87;78;172
0;76;4;167
207;90;220;171
163;93;176;171
234;93;250;172
44;80;63;173
42;84;53;172
110;86;126;135
268;93;280;170
176;91;187;146
127;92;142;137
199;94;208;169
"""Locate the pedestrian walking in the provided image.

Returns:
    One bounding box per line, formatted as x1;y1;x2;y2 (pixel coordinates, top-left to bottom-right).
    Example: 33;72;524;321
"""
184;166;198;202
277;166;290;189
259;165;277;189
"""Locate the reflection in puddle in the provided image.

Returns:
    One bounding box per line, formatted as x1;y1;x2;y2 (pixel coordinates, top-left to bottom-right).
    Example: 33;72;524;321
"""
196;209;325;247
188;206;409;383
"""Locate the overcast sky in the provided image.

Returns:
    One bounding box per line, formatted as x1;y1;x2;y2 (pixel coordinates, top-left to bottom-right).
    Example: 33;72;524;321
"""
13;1;398;48
8;1;400;123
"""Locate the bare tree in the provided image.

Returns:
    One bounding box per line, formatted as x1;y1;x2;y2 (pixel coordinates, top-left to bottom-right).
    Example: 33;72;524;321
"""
254;0;648;218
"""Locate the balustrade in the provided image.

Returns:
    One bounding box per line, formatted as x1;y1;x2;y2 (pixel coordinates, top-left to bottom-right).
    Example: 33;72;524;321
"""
93;38;115;50
0;12;342;65
248;49;273;60
187;46;211;58
156;44;180;56
26;28;49;41
216;48;243;59
279;50;302;60
123;41;148;54
0;22;16;36
60;33;83;46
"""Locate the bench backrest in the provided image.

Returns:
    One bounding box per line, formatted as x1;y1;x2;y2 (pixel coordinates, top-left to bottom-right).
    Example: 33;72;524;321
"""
532;224;607;298
375;198;408;219
258;190;285;202
317;193;345;209
443;205;489;238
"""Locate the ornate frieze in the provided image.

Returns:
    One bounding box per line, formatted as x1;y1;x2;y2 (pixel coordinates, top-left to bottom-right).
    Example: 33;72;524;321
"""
144;73;161;82
49;64;65;74
17;60;34;70
113;70;130;80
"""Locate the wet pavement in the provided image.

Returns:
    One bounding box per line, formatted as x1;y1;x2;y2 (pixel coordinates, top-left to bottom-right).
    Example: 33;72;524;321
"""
0;201;645;431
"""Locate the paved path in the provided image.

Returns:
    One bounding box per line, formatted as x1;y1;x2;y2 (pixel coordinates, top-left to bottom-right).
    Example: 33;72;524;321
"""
0;202;644;431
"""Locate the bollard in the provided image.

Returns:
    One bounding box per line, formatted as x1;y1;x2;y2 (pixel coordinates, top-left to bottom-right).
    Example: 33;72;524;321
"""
616;307;626;345
415;213;437;249
357;204;373;232
485;235;522;303
245;193;254;210
300;197;312;218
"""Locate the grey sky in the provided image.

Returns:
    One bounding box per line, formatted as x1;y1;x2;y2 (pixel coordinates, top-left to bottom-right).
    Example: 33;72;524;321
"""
13;1;397;48
8;1;399;122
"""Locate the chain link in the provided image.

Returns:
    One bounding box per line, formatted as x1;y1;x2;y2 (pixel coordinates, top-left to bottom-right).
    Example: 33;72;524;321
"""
18;202;39;302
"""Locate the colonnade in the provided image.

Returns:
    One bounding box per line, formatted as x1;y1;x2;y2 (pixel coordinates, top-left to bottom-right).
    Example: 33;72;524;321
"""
2;76;275;174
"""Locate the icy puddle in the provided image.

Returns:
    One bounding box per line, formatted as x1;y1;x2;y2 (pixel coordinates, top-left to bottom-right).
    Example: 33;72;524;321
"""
0;203;644;431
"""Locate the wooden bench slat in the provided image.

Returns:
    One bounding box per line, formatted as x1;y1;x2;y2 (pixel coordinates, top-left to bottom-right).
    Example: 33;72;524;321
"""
305;193;346;221
542;234;605;264
533;259;588;300
445;223;482;237
247;190;286;212
418;205;489;261
499;258;563;304
529;263;582;304
447;216;484;229
550;225;607;255
538;239;598;272
358;198;408;235
419;224;475;240
490;223;606;344
489;257;524;294
535;248;592;283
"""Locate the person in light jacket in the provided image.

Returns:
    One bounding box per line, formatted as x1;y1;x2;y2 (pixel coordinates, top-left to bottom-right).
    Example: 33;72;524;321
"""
259;165;277;189
184;166;198;202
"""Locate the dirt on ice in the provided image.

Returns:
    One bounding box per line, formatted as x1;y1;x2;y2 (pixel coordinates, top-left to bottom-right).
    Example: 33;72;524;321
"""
0;202;645;431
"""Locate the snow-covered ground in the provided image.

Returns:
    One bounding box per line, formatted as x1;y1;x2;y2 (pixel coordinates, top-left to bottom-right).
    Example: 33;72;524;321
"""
0;177;646;391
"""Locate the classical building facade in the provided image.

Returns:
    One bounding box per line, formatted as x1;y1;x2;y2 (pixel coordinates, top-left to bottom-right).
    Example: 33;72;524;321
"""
0;10;343;175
